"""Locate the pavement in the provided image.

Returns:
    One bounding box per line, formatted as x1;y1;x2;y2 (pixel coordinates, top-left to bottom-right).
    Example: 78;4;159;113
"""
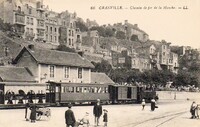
0;99;200;127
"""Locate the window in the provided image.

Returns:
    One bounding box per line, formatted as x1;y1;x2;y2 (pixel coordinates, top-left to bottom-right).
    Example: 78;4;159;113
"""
30;28;33;34
69;30;71;36
50;27;52;34
50;35;52;42
69;39;71;45
64;67;69;78
46;26;48;32
55;28;57;33
18;6;21;12
78;68;82;79
163;52;165;56
26;27;29;33
29;7;32;14
49;65;54;78
54;36;57;42
30;18;33;25
27;17;29;24
46;34;48;41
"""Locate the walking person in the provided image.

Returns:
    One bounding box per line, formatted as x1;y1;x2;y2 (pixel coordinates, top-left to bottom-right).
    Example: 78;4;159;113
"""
141;99;146;110
151;98;156;111
93;99;102;126
103;109;108;127
25;102;30;121
65;104;76;127
30;104;36;123
190;101;197;119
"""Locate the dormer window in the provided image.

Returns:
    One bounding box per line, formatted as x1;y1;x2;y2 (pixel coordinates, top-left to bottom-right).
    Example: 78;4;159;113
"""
18;6;21;12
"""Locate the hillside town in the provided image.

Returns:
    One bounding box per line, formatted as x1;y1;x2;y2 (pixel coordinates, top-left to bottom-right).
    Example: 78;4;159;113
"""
0;0;200;127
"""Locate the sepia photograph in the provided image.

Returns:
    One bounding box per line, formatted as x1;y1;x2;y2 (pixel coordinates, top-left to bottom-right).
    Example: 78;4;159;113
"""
0;0;200;127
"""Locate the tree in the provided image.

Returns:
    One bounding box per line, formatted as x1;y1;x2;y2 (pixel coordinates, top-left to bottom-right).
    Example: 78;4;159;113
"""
130;34;139;41
92;60;112;75
75;21;88;32
55;45;76;52
104;28;115;37
90;26;105;37
116;31;126;39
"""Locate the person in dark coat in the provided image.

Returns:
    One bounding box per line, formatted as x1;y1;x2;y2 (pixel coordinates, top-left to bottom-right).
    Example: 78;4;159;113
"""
65;104;76;127
190;101;197;119
30;105;36;123
103;109;108;127
93;99;102;126
151;99;156;111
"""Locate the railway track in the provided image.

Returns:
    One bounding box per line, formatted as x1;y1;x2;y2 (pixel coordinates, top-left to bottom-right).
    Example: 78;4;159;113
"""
120;110;188;127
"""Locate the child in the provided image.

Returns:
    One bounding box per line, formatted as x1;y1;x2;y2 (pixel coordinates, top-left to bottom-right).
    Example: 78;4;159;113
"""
79;112;90;127
103;109;108;127
141;99;146;110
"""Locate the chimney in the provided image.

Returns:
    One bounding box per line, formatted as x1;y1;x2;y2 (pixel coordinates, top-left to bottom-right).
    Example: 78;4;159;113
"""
28;44;34;51
125;20;128;24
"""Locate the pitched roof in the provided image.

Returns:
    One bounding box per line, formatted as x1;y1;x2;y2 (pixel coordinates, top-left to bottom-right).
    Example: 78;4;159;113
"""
0;66;35;82
91;72;114;84
14;47;94;68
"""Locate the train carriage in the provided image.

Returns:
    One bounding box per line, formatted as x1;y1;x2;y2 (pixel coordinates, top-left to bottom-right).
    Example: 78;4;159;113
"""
109;84;138;103
46;82;110;105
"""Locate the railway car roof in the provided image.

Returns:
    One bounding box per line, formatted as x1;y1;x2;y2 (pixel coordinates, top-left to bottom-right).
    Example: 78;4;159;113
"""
13;47;94;68
0;66;36;82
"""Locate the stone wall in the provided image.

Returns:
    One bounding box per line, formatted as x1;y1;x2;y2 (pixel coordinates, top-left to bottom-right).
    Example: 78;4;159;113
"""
156;91;200;100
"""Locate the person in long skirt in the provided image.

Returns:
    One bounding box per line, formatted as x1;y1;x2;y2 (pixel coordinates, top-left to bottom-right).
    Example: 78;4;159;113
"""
30;105;36;123
151;99;156;111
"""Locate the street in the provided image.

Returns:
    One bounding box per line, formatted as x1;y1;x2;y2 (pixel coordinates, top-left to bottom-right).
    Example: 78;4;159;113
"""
0;99;199;127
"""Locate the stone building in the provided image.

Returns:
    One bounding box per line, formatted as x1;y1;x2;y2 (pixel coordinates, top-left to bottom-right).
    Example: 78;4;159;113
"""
0;0;46;41
58;11;82;50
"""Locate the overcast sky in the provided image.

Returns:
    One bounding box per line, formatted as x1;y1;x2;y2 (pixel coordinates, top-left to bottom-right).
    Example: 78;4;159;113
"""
43;0;200;48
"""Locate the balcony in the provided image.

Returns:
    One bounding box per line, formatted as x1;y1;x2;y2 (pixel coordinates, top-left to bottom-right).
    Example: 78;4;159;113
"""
14;13;25;26
14;10;25;16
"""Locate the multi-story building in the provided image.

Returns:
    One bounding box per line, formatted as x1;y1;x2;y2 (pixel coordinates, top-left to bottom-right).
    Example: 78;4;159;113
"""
58;11;82;50
0;0;46;41
151;40;179;73
44;11;59;45
0;0;82;48
82;30;99;53
112;20;149;42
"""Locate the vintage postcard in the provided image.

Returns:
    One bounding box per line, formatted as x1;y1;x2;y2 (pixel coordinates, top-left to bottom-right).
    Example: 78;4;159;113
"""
0;0;200;127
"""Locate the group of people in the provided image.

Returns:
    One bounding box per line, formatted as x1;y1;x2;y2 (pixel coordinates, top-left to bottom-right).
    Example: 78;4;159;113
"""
65;99;108;127
141;98;158;111
25;103;37;123
190;101;199;119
